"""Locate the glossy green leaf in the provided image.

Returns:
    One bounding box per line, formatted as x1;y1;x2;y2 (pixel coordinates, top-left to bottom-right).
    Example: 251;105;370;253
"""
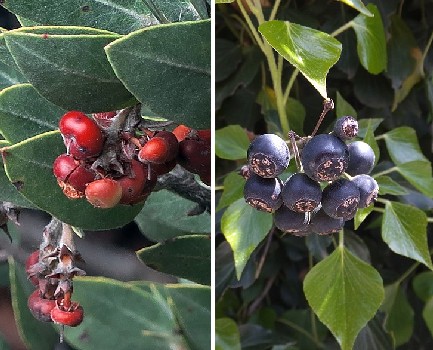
422;297;433;339
8;258;58;350
64;277;186;349
216;318;242;350
357;118;382;138
0;84;64;143
221;198;273;279
375;176;408;196
1;0;207;35
2;131;144;230
380;282;414;346
259;20;342;98
354;205;374;230
412;271;433;302
0;34;27;89
106;20;211;129
396;161;433;198
336;91;357;118
217;172;245;211
353;314;393;350
338;0;373;16
382;201;432;269
216;39;242;82
352;4;387;74
135;189;210;242
4;26;135;113
383;127;428;165
215;125;250;160
362;119;380;166
137;235;210;285
303;246;384;350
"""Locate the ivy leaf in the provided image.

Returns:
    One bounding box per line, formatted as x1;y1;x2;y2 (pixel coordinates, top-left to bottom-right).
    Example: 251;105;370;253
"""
362;119;380;166
137;235;211;285
259;20;342;98
352;4;387;74
338;0;373;16
383;127;428;165
304;246;384;350
221;198;272;279
422;298;433;339
396;161;433;198
375;176;408;196
382;201;432;269
215;125;250;160
106;20;211;129
216;318;242;350
412;271;433;302
216;39;242;82
217;172;245;211
354;205;374;230
4;26;135;112
336;91;357;118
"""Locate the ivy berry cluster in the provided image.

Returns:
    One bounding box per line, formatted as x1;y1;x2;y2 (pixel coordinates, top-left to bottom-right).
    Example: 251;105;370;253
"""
52;109;210;208
244;100;379;235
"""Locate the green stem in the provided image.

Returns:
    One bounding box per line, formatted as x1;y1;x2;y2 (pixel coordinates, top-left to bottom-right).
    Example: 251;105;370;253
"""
331;20;354;37
372;167;399;178
339;229;344;248
283;68;299;106
269;0;282;21
396;261;419;285
308;254;319;343
372;207;385;214
421;30;433;65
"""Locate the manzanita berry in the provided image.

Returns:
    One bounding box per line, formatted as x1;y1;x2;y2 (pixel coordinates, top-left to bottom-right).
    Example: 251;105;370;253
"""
25;250;40;286
153;131;179;161
28;290;56;322
85;178;122;208
138;137;170;164
352;174;379;208
346;141;375;176
117;160;146;205
333;116;358;140
51;301;84;327
177;139;211;176
59;111;104;159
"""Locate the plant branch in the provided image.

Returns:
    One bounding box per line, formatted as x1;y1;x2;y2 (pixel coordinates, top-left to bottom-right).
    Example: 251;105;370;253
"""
247;273;277;316
255;229;274;279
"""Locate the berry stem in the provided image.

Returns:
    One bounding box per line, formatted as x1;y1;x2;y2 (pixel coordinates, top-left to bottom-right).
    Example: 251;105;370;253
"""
255;228;274;279
310;98;334;137
288;131;303;172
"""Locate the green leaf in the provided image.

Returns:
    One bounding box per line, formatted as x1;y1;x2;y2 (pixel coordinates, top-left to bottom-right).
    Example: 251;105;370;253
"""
64;277;186;349
0;335;10;350
2;131;144;230
422;297;433;339
412;271;433;302
106;20;211;129
396;161;433;198
0;84;65;143
382;201;432;269
352;4;387;74
259;20;342;98
338;0;373;16
1;0;207;35
354;205;374;230
137;235;210;285
216;318;242;350
217;172;245;211
353;314;394;350
8;258;58;350
357;118;382;138
375;176;408;196
336;91;357;118
215;125;250;160
380;282;414;346
4;26;135;113
216;39;242;82
221;198;273;279
383;127;428;165
303;246;384;350
135;189;210;242
362;119;380;166
0;34;27;89
216;0;235;3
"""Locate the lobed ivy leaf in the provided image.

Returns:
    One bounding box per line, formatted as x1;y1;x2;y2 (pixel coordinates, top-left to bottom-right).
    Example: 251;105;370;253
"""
259;20;342;98
336;91;357;118
216;172;245;211
2;131;144;230
221;198;273;279
383;127;428;165
137;235;211;285
0;34;27;89
106;20;211;129
216;39;242;82
338;0;373;16
2;0;208;35
422;298;433;339
135;189;210;242
4;26;136;113
354;205;374;230
303;246;384;350
412;271;433;302
0;83;64;143
216;318;242;350
396;161;433;198
353;314;394;350
357;118;382;138
375;175;408;196
215;125;250;160
352;4;387;74
382;201;432;269
362;119;380;166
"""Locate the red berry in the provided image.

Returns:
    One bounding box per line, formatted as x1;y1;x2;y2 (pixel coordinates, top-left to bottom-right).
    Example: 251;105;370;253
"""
172;124;192;142
138;137;170;164
85;178;122;208
53;154;95;198
118;160;146;205
150;159;177;176
92;111;117;128
59;111;104;159
197;129;211;143
28;290;56;322
25;251;40;286
51;301;84;327
154;131;179;161
178;139;211;176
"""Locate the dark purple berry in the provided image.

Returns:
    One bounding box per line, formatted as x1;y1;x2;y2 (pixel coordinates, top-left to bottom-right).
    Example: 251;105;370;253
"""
301;134;349;182
309;209;344;235
322;179;360;220
346;141;375;176
274;206;309;236
334;116;358;140
282;173;322;212
243;174;282;212
247;134;290;178
352;174;379;207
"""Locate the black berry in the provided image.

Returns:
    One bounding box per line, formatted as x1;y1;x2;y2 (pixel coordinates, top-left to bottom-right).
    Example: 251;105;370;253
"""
321;178;360;220
346;141;375;176
281;173;322;212
247;134;290;178
243;174;282;212
274;205;309;236
301;134;349;182
333;116;358;140
309;208;344;235
352;174;379;207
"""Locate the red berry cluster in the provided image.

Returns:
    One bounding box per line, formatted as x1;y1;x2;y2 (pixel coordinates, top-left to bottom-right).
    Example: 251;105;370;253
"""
52;111;211;208
25;245;85;327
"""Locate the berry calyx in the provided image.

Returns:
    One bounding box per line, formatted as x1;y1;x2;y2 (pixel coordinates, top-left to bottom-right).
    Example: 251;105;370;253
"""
352;174;379;208
346;141;375;176
92;111;117;128
243;174;282;212
281;173;322;213
247;134;290;178
59;111;104;160
50;300;84;327
321;178;360;220
333;116;358;140
25;250;40;286
138;137;170;164
28;290;56;322
85;178;122;208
